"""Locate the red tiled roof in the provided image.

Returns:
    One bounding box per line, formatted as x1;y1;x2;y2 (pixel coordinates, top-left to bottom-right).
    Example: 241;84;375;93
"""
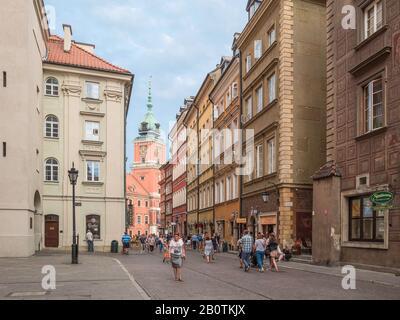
46;35;131;75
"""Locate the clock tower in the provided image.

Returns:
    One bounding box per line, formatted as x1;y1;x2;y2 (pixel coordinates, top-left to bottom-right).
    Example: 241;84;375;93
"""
126;79;166;236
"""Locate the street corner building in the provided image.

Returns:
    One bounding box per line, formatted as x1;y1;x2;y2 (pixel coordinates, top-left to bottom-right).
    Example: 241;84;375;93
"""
237;0;327;248
312;0;400;269
0;0;134;257
126;82;166;237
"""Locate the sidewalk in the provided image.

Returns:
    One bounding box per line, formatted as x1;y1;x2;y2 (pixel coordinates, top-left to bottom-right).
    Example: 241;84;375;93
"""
221;252;400;288
0;253;149;300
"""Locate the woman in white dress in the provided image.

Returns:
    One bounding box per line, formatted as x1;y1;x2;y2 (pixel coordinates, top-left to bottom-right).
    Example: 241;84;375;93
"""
204;236;214;263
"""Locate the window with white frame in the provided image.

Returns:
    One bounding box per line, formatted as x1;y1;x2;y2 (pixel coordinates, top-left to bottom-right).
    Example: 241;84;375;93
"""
45;115;59;138
246;96;253;121
254;40;262;59
256;144;263;178
268;26;276;47
226;176;231;201
45;158;59;182
233;175;238;199
137;215;142;225
267;137;276;174
364;78;384;133
86;160;100;182
215;182;220;204
45;77;59;96
232;83;238;98
144;215;149;225
220;180;225;203
364;0;383;39
246;55;252;73
85;121;100;141
256;86;263;113
86;82;100;99
226;89;232;107
268;73;276;103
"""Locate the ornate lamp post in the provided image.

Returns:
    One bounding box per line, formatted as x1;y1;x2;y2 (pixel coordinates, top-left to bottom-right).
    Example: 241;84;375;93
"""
68;163;79;264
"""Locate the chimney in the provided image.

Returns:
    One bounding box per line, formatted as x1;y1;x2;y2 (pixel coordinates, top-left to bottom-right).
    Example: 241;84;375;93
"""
63;24;73;53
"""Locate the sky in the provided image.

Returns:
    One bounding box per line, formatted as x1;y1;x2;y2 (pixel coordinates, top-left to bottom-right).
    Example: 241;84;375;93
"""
47;0;248;168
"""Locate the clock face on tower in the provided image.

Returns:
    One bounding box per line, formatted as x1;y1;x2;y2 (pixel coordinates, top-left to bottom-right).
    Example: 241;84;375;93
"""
140;145;148;158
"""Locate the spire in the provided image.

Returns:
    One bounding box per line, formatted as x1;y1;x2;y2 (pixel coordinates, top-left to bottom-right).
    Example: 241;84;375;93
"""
147;76;153;111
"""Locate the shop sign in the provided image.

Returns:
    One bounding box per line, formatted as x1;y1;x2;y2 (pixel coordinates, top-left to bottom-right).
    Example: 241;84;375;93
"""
236;218;247;224
370;191;394;209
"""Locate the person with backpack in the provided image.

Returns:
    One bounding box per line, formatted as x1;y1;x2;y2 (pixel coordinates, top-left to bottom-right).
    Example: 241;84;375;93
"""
267;232;279;272
121;232;131;255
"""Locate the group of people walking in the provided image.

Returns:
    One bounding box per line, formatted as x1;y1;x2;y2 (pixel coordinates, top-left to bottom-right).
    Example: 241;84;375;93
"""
238;230;287;273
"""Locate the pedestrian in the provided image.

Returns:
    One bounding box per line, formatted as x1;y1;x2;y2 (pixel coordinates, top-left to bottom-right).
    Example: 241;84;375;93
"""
149;235;155;252
86;229;94;253
191;234;198;250
121;232;131;255
253;233;266;272
163;240;170;263
159;235;164;253
211;233;219;260
139;234;146;254
169;233;186;282
237;238;244;269
204;236;214;263
267;233;280;272
240;230;253;272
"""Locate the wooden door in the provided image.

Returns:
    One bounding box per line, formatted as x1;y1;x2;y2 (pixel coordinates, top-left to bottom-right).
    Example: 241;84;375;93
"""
45;215;59;248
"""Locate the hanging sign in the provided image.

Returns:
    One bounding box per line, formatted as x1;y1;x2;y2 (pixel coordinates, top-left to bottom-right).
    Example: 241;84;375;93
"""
370;191;394;210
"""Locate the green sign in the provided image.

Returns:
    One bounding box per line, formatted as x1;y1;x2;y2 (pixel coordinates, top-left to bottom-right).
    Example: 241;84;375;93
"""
370;191;394;206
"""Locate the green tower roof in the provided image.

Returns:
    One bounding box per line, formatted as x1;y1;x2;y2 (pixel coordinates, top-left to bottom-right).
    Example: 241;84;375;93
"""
139;77;161;136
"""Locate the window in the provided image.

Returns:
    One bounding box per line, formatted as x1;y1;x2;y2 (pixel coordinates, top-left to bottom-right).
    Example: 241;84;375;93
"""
86;161;100;182
226;89;232;106
45;158;59;182
256;145;263;178
246;55;252;73
254;40;262;59
364;78;384;132
364;0;383;39
3;71;7;87
86;82;100;99
268;26;276;47
85;121;100;141
268;73;276;103
220;180;225;203
256;86;263;113
215;182;220;204
145;201;148;207
45;115;59;138
144;215;149;225
45;77;59;96
86;215;100;240
226;176;231;201
233;175;238;199
232;83;238;98
349;195;384;242
137;215;142;225
267;137;276;174
246;96;253;121
138;200;141;207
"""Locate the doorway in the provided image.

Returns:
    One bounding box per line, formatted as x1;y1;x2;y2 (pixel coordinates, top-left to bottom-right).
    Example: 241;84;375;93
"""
45;215;59;248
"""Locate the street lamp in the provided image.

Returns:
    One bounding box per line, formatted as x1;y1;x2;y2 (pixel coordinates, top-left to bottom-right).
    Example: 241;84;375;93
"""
68;162;79;264
262;182;280;237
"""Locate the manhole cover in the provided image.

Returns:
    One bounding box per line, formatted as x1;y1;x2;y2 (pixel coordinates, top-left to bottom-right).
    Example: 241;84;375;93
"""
8;291;48;297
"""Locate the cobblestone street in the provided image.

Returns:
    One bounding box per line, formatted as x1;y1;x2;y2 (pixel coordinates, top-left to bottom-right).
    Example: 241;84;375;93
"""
1;249;399;300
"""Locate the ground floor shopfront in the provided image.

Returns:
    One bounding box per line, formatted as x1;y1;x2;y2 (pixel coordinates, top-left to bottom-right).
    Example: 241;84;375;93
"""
241;186;313;249
41;196;125;252
215;200;240;249
172;204;187;237
198;208;214;235
313;169;400;268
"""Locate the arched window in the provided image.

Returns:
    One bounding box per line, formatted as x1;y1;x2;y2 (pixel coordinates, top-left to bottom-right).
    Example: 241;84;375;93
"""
45;158;59;182
45;77;59;96
45;115;59;138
